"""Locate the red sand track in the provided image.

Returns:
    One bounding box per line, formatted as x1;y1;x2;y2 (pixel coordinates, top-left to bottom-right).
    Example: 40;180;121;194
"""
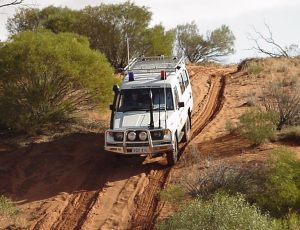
0;65;234;230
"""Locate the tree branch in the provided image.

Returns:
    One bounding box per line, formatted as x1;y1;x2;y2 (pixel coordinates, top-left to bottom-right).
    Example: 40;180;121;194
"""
248;22;289;58
0;0;23;8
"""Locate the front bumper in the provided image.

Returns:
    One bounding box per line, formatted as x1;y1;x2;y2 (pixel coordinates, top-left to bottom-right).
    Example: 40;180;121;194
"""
105;129;173;155
105;144;173;155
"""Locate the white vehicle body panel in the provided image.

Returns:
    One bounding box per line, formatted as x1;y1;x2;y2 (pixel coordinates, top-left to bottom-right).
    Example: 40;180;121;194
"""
105;56;193;155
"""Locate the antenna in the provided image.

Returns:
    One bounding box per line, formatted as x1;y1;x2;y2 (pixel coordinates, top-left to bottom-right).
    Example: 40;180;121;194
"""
164;71;167;128
126;36;130;65
158;88;161;128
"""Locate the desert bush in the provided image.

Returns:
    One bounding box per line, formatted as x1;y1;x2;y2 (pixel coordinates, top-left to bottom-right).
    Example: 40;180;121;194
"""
247;62;264;75
186;148;300;218
275;212;300;230
261;77;300;130
184;162;263;198
0;30;117;134
252;148;300;217
158;184;185;205
156;193;277;230
239;109;278;145
277;126;300;142
0;195;18;217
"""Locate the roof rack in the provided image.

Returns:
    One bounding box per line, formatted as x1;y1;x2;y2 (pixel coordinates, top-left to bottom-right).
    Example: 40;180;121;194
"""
124;55;185;74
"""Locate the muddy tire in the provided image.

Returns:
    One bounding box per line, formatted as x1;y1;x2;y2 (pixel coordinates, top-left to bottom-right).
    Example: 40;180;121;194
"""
166;135;179;166
182;115;191;143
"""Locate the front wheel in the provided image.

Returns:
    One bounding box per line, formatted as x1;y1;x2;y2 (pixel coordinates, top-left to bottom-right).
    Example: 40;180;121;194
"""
166;135;179;166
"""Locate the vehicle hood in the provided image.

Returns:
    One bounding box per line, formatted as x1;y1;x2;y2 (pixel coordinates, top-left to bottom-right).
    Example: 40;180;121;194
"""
113;111;174;129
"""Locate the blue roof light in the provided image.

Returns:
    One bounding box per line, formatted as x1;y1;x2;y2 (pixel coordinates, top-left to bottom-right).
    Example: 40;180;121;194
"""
128;72;134;81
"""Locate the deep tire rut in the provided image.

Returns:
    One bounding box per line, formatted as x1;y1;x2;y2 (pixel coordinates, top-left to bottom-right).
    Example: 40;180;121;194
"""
130;75;226;230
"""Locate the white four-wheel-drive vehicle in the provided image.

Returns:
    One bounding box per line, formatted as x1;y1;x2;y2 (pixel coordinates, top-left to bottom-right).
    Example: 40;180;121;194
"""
105;56;193;165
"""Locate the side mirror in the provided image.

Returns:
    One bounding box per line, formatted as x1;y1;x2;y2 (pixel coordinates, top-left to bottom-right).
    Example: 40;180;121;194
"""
178;102;185;108
109;104;113;110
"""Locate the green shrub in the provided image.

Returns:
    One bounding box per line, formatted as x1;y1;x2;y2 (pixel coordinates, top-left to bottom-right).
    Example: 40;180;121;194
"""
247;63;264;75
156;193;277;230
252;148;300;217
0;195;18;217
275;212;300;230
0;30;117;134
158;184;185;205
239;109;278;145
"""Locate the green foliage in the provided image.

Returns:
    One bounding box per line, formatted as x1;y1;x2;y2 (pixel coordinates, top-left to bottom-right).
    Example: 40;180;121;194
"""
0;30;116;134
142;24;174;57
0;195;18;217
175;22;235;62
158;184;185;204
79;1;152;68
7;3;172;69
247;63;264;75
156;193;277;230
239;109;278;145
6;6;80;34
252;148;300;217
275;212;300;230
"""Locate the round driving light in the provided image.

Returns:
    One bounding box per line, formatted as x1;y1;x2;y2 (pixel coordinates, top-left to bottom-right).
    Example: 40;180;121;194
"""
114;132;124;141
139;131;147;141
127;131;136;141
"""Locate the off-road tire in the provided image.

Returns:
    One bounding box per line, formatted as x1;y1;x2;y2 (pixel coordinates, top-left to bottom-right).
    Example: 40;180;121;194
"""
166;135;179;166
182;115;191;142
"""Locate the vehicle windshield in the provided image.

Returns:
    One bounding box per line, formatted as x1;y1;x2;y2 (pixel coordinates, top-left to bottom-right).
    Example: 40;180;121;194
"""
117;88;174;112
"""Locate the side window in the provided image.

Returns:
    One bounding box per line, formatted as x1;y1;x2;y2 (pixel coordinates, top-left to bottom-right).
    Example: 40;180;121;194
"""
174;87;179;109
182;70;189;87
178;74;185;94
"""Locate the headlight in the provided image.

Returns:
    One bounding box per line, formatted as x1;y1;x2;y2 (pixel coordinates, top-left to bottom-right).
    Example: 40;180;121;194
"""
114;132;124;141
106;131;114;143
163;129;172;142
127;131;136;141
138;131;148;141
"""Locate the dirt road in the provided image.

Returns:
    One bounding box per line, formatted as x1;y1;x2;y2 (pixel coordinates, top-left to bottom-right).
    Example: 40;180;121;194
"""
0;65;234;230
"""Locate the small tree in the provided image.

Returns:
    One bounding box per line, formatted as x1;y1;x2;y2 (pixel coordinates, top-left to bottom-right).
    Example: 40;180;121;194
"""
6;6;80;34
261;77;300;130
142;24;174;57
78;2;152;68
175;22;235;62
0;30;115;134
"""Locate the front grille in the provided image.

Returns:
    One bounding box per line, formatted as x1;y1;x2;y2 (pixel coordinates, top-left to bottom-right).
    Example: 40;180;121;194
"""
126;142;149;147
107;143;123;147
